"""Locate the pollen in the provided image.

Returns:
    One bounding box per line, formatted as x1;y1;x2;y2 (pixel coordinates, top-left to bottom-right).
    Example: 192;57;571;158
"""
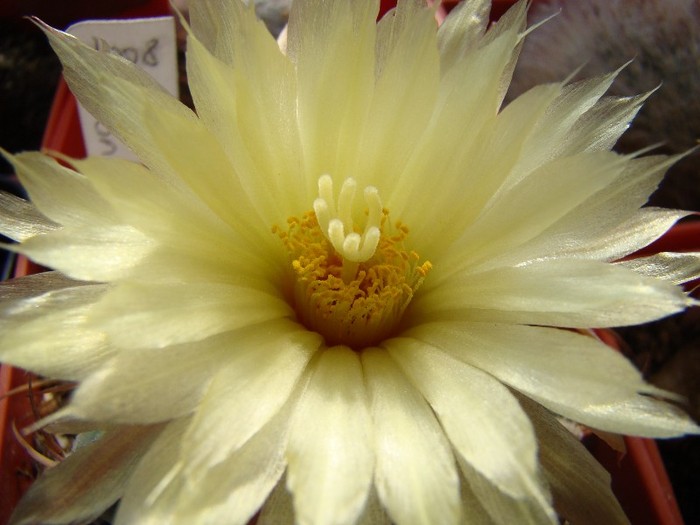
275;175;431;349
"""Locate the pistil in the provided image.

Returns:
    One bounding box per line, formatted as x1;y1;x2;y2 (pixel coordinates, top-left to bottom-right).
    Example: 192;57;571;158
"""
275;175;431;349
313;175;382;282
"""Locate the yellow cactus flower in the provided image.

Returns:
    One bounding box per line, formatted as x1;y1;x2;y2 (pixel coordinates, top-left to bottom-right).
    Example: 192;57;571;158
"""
1;1;699;524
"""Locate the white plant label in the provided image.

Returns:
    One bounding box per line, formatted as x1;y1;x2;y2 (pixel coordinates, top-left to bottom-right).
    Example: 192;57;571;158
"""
67;16;179;160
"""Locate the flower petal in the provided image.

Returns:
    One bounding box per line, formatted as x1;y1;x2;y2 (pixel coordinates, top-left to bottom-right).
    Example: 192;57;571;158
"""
0;280;111;380
286;346;373;525
10;424;161;525
516;394;629;525
409;321;654;404
258;480;294;525
354;0;439;193
287;0;378;182
362;347;460;525
7;152;119;229
384;337;543;500
407;321;700;437
115;419;189;525
63;331;237;424
139;92;278;248
14;226;153;282
458;475;497;525
39;23;273;251
497;208;688;267
70;156;269;275
416;259;691;328
0;271;91;304
89;281;291;349
431;151;625;279
181;320;320;477
494;154;685;266
393;5;526;241
175;400;292;525
557;394;700;438
187;2;305;222
356;488;392;525
618;251;700;285
512;69;625;177
458;458;556;525
437;0;490;72
0;190;57;242
4;152;154;281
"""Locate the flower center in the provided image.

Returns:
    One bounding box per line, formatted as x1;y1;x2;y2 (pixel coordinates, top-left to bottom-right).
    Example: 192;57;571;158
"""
275;175;431;349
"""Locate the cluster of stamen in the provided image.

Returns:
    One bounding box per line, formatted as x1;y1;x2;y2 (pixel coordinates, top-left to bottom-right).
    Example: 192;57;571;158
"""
275;175;431;349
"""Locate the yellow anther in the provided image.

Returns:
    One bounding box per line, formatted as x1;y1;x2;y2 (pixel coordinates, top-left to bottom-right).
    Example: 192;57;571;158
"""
276;204;431;349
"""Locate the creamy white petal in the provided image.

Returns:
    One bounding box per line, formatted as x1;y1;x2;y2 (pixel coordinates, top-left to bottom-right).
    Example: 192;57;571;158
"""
37;21;189;176
564;92;649;153
517;394;629;525
493;208;688;268
40;23;274;250
430;151;624;280
287;0;377;184
458;475;496;525
185;35;303;224
174;398;293;525
0;271;93;306
187;2;305;222
494;154;684;266
546;394;700;438
140;92;279;249
415;70;625;258
415;259;691;328
480;0;528;105
356;488;392;525
407;81;559;258
1;305;110;381
286;346;374;525
189;0;279;64
406;321;699;437
587;153;681;215
70;156;272;277
13;225;153;282
354;0;439;192
182;320;320;477
89;281;291;349
618;251;700;285
258;479;295;525
126;242;278;288
115;418;189;525
10;425;161;525
4;152;154;281
0;282;111;380
407;322;661;405
392;8;525;240
0;190;57;242
384;337;541;499
458;458;556;525
121;384;299;525
510;70;623;180
7;152;120;229
437;0;490;72
63;330;240;424
362;348;460;525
